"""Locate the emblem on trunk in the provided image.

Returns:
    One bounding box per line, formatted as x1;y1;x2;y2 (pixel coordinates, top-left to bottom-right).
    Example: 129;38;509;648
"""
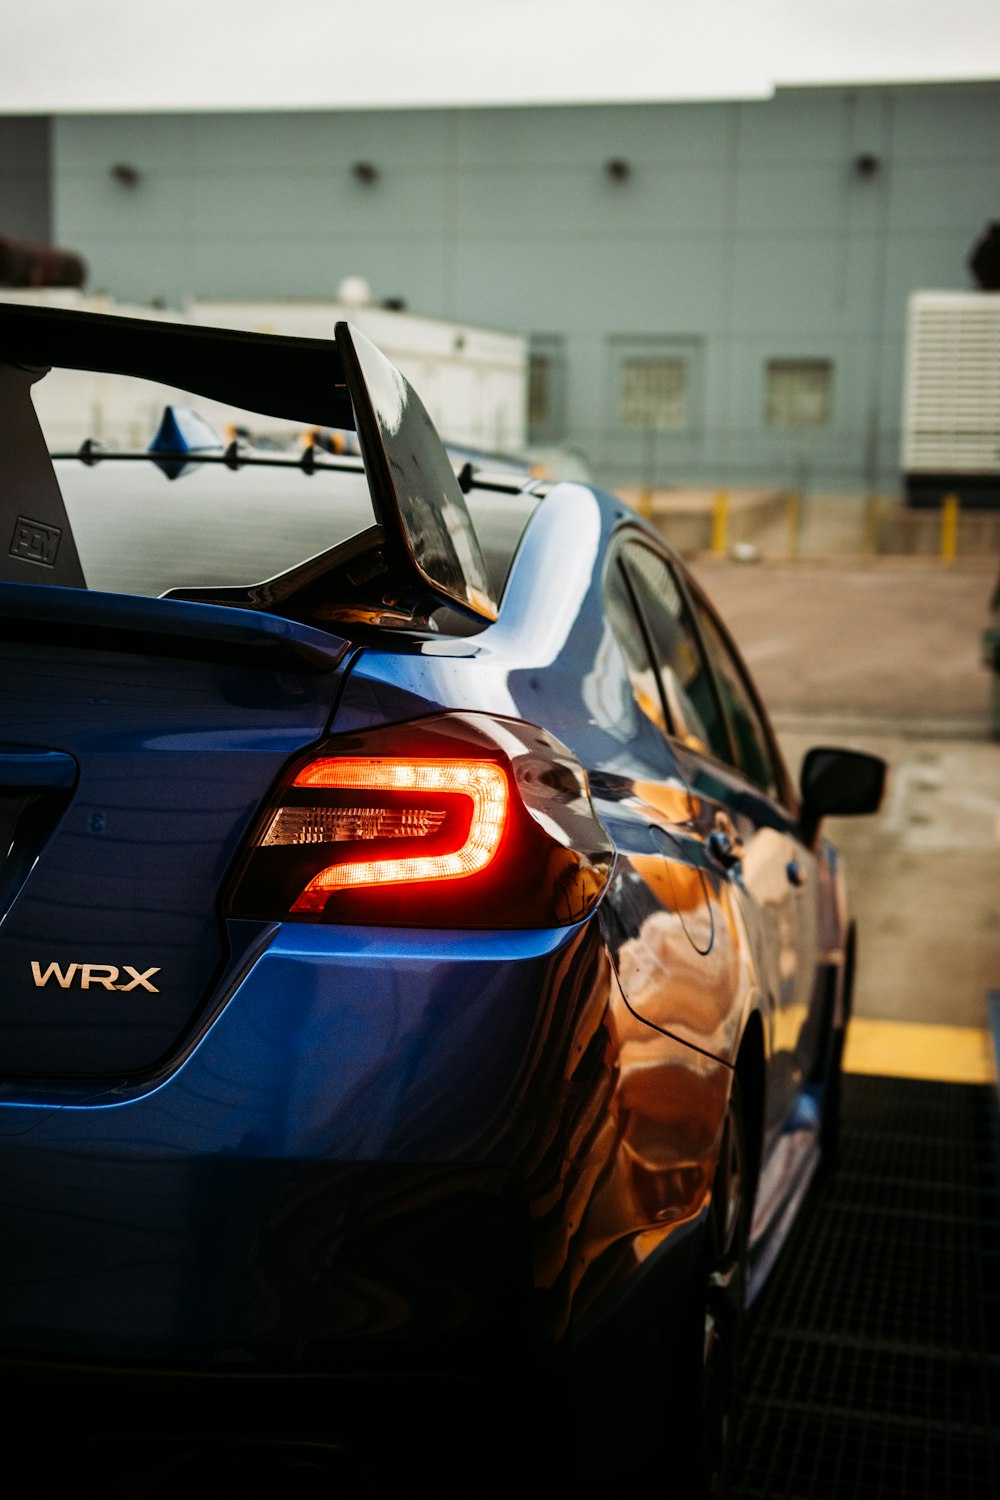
30;961;160;993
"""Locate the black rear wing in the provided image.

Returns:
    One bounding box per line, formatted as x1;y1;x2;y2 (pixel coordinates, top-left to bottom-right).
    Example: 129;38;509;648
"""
0;302;497;622
0;300;354;428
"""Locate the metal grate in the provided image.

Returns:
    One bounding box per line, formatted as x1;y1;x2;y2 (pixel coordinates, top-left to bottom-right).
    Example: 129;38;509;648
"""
732;1075;999;1499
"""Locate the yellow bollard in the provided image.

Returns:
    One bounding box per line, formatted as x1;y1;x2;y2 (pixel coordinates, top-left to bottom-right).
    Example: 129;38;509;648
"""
786;490;802;558
940;493;959;563
710;491;728;558
637;487;653;521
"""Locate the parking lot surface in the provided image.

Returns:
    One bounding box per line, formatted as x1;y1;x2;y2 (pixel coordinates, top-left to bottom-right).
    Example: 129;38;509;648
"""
689;554;995;725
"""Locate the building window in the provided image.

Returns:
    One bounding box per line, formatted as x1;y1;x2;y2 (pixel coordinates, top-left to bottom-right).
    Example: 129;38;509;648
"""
527;334;566;443
620;356;688;430
765;360;833;428
528;353;552;429
619;539;721;755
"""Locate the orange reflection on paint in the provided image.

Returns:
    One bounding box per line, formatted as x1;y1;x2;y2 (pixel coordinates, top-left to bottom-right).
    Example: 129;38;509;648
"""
632;779;700;825
570;974;731;1295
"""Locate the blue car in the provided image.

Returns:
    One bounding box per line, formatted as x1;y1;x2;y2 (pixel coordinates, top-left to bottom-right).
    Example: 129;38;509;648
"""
0;303;884;1495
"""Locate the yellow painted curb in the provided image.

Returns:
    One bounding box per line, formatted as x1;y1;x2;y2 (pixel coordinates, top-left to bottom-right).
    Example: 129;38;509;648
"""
843;1018;995;1085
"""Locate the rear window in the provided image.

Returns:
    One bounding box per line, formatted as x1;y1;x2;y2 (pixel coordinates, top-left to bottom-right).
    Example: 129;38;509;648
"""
30;354;539;616
54;452;539;612
57;456;375;599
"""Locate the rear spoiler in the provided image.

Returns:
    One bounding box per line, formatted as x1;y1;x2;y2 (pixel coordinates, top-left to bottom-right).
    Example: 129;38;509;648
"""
0;302;497;623
0;300;354;427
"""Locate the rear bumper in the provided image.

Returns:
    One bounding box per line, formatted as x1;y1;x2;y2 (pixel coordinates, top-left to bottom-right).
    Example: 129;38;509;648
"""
0;1351;554;1490
0;1212;707;1485
0;922;597;1367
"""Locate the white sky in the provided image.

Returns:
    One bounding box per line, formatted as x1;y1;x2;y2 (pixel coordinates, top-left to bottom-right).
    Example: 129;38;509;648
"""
3;0;999;114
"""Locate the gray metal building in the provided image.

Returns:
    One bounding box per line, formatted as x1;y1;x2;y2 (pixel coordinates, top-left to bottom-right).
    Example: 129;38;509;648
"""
2;83;998;493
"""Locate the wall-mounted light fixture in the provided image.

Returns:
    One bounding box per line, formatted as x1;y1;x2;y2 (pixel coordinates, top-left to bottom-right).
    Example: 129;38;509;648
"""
337;275;371;306
604;158;631;183
351;161;379;185
853;152;881;179
109;163;141;188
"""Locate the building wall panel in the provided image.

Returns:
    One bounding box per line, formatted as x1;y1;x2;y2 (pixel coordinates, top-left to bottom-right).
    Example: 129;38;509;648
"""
39;84;1000;493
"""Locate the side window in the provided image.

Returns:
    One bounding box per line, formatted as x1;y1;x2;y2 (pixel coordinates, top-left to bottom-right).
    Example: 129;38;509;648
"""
604;555;668;735
620;541;729;762
528;334;567;445
765;359;833;429
693;600;779;796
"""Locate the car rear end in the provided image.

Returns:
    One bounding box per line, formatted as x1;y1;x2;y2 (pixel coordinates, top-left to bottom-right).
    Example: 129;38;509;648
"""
0;308;612;1485
0;618;604;1493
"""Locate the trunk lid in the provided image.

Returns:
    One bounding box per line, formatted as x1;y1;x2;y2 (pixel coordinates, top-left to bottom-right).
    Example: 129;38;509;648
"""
0;584;350;1078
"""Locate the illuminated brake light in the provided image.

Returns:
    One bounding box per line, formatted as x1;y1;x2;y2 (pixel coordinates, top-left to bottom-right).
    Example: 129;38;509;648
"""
286;759;509;912
228;713;614;928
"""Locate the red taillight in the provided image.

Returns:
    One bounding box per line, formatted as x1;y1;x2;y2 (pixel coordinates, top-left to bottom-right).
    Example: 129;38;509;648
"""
229;714;613;928
281;758;509;911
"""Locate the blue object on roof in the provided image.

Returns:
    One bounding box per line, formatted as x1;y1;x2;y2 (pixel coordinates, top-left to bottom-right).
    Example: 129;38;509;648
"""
148;403;223;478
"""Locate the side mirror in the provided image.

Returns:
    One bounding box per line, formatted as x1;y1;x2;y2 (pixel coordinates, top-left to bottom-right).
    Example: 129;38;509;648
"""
799;746;887;846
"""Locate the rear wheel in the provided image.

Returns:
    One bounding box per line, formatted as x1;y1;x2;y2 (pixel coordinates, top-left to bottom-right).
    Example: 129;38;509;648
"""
570;1076;751;1496
662;1072;749;1499
702;1074;748;1497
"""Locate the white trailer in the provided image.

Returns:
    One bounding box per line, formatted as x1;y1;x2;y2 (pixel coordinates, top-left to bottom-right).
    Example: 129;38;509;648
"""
189;297;528;455
0;289;219;450
901;290;1000;508
1;288;528;458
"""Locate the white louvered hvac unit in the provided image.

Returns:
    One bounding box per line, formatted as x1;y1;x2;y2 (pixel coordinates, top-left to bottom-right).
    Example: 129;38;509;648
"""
901;291;1000;508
